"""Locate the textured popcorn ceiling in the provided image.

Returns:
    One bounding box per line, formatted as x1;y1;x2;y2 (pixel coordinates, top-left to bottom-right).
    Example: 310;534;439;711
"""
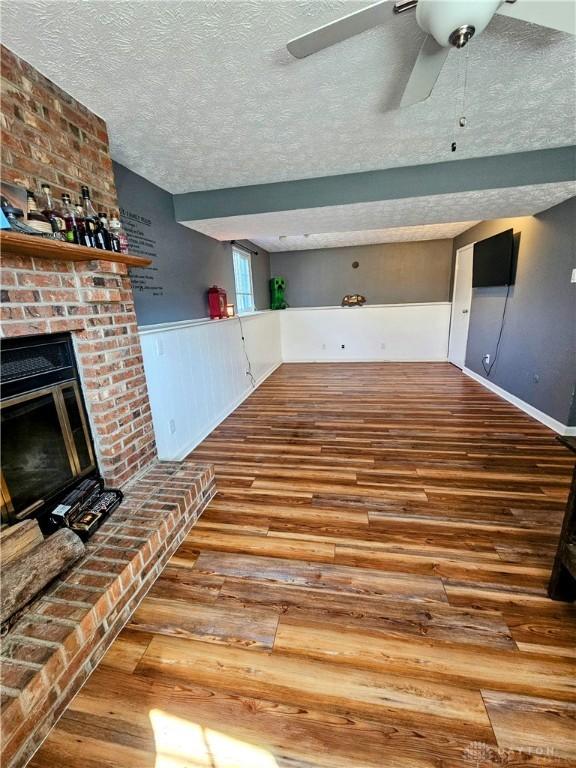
252;221;478;251
1;0;575;194
184;181;576;242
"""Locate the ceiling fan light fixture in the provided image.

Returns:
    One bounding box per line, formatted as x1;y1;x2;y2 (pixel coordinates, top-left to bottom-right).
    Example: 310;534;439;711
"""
416;0;501;47
449;24;476;48
286;0;576;108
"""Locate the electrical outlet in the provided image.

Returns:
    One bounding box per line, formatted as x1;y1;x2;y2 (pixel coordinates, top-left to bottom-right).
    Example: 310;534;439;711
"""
322;343;326;350
169;419;176;434
483;353;490;365
341;344;345;349
381;342;386;350
533;373;540;383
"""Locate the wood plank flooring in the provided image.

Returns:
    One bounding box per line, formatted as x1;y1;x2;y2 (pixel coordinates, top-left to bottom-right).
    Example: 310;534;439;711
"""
31;363;576;768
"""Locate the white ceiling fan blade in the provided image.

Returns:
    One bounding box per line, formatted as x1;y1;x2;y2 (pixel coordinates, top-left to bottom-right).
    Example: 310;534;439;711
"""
497;0;576;35
400;34;450;107
287;0;392;58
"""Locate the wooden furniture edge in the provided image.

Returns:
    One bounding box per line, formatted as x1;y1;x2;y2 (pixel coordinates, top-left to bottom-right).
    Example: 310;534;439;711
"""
0;231;152;268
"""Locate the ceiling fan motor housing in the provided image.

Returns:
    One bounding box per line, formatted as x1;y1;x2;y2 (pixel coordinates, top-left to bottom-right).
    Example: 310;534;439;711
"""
416;0;504;47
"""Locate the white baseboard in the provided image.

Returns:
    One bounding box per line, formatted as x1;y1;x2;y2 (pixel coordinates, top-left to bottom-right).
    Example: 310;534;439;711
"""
463;367;575;436
284;358;448;363
170;361;282;461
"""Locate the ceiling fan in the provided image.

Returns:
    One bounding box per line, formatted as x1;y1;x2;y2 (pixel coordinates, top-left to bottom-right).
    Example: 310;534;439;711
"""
287;0;575;107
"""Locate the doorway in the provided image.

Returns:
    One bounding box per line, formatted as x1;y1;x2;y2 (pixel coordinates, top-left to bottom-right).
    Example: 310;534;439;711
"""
448;243;474;368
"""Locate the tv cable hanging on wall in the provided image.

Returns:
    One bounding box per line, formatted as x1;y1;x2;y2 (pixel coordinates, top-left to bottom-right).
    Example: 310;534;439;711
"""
481;281;511;378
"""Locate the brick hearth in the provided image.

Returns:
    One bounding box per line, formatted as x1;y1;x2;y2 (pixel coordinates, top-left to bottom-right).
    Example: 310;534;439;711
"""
0;460;215;768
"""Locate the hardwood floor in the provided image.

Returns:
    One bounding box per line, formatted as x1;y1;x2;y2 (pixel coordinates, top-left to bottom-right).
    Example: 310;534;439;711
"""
31;363;576;768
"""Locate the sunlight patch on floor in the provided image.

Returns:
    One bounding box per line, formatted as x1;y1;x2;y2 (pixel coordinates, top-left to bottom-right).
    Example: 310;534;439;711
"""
149;708;279;768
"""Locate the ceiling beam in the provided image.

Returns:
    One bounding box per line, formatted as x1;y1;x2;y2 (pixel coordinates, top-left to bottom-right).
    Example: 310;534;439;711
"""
174;146;576;224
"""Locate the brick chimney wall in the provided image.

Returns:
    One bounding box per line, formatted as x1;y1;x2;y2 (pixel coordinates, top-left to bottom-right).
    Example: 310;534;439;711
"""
0;44;157;485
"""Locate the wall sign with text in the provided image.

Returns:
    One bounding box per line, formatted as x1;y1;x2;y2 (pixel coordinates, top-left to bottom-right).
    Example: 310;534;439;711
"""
121;207;164;298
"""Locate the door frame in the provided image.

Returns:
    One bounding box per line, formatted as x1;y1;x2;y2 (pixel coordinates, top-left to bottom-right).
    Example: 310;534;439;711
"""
448;243;475;368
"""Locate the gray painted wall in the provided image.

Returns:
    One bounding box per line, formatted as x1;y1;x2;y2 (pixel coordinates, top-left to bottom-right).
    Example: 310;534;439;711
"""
113;162;270;326
454;197;576;426
270;240;453;308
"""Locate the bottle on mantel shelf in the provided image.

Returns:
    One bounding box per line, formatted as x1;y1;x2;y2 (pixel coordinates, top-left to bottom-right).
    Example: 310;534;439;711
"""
97;211;114;251
26;190;53;235
109;213;129;254
106;213;121;253
75;197;96;248
38;184;65;239
81;186;102;249
61;193;84;246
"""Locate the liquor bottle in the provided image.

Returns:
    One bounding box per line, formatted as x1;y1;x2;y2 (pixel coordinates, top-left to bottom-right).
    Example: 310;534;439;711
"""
107;216;121;253
74;198;94;247
80;186;100;248
61;193;83;245
97;212;113;251
109;213;129;254
26;190;53;234
86;209;108;250
38;184;65;238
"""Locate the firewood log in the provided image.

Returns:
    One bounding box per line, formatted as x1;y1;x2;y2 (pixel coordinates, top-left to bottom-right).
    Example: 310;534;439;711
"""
0;528;85;625
0;520;44;568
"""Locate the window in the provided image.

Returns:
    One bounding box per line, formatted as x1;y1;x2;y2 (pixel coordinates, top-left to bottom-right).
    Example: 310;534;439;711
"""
232;246;255;313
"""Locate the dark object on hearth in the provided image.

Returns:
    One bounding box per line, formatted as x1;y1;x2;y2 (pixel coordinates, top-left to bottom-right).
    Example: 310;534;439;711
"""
341;294;366;307
48;477;123;540
548;438;576;601
0;527;85;626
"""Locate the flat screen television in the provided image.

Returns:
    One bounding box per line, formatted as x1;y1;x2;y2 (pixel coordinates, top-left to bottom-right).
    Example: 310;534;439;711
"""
472;229;515;287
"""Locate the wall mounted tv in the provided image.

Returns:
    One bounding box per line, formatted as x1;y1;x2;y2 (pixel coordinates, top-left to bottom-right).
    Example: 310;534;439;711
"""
472;228;516;287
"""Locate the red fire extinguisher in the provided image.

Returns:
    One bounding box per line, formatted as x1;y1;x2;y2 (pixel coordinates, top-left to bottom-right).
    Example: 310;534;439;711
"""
207;285;227;319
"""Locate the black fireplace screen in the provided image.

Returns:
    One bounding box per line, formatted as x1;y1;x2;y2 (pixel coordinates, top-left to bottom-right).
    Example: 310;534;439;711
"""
1;335;96;525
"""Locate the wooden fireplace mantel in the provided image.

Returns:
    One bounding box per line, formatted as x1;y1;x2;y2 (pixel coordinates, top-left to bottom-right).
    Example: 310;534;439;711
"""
0;230;152;268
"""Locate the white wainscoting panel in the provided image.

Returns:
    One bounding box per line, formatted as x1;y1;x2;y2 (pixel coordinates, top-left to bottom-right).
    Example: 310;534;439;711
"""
140;311;281;460
140;304;453;459
280;303;451;362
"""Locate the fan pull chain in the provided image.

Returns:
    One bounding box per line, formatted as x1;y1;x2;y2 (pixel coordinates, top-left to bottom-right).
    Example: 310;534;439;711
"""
451;46;470;153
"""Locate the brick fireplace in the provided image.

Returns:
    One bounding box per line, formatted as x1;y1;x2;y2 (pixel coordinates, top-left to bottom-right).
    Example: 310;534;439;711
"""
1;252;157;487
0;45;215;767
1;43;157;486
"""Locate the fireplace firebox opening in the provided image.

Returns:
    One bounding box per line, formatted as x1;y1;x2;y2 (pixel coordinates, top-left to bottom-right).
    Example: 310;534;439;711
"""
1;333;121;538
